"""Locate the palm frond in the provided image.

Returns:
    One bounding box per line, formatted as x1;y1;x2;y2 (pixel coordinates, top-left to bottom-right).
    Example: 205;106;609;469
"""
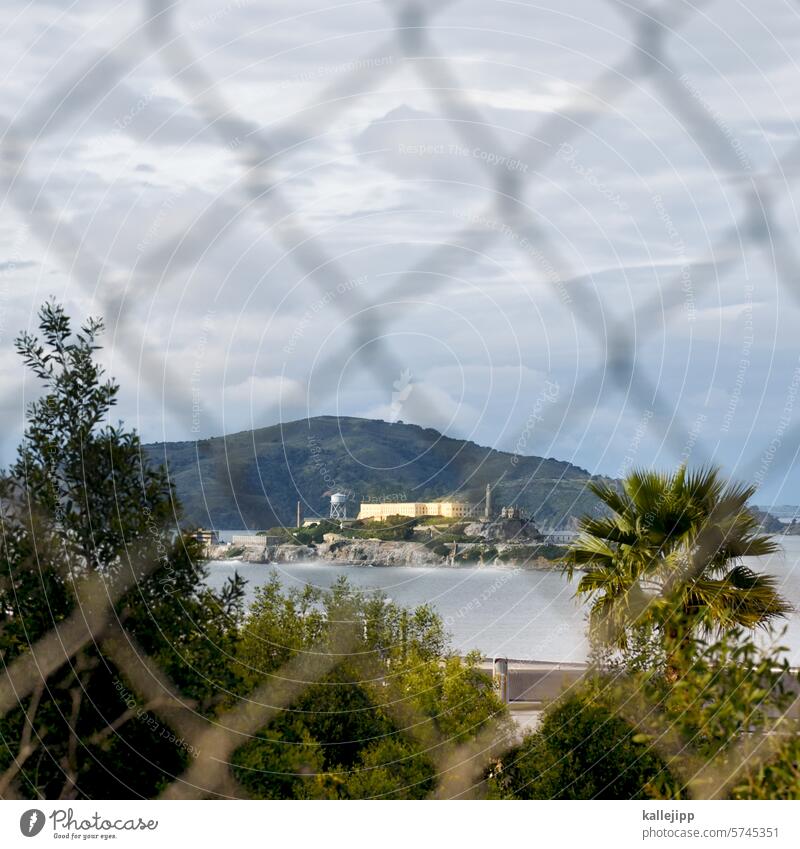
561;533;618;579
586;579;656;649
587;480;632;518
624;468;673;513
568;463;787;648
578;515;637;544
683;465;727;505
683;567;792;630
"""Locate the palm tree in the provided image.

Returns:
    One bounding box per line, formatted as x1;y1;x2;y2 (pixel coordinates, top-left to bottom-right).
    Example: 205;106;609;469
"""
563;467;791;651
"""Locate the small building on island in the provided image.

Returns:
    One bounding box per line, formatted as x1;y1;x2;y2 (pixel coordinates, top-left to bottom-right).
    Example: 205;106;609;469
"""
194;528;220;552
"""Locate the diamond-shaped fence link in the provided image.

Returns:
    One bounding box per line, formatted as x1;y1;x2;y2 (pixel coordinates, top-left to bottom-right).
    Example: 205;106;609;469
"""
2;0;800;800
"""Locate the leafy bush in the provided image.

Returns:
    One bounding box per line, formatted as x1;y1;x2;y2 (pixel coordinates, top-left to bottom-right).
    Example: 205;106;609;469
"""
496;544;564;563
415;515;461;527
262;526;295;541
488;690;671;799
231;575;511;798
0;302;245;799
493;625;800;800
429;532;481;544
533;544;566;560
454;544;498;563
346;515;419;541
625;627;800;800
496;546;538;563
293;520;339;544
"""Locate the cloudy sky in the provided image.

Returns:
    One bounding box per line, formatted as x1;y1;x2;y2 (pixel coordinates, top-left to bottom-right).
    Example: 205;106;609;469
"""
3;0;800;503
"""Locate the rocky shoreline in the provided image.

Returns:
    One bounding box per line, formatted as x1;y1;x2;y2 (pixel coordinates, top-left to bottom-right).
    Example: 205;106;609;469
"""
211;533;563;570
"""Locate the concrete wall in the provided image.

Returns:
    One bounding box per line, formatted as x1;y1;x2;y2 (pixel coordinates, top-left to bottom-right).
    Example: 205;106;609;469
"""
477;659;588;706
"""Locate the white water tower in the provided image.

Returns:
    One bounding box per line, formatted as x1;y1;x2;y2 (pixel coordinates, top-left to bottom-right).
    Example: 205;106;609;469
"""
330;492;348;520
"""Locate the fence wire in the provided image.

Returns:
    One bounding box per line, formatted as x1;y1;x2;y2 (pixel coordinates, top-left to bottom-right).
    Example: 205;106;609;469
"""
2;0;800;800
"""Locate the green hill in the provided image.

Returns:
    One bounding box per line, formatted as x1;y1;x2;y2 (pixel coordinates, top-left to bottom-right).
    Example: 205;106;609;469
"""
143;416;606;530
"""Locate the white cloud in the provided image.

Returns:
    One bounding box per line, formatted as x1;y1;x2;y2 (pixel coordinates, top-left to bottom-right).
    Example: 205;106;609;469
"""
3;0;800;499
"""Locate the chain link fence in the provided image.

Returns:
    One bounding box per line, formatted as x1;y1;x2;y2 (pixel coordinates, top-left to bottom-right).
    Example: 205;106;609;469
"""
2;0;800;800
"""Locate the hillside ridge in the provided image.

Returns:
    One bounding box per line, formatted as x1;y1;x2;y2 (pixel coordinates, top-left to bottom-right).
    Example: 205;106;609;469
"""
143;416;602;530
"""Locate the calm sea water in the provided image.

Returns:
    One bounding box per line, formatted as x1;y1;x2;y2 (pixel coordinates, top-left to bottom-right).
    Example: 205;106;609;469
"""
204;537;800;663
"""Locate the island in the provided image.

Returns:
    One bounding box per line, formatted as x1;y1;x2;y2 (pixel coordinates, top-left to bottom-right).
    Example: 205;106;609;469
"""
202;508;571;569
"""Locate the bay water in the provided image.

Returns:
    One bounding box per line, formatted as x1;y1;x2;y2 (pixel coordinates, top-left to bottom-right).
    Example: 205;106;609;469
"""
205;537;800;663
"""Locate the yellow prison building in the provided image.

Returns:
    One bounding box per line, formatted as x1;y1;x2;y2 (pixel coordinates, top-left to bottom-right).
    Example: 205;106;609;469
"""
357;501;480;521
